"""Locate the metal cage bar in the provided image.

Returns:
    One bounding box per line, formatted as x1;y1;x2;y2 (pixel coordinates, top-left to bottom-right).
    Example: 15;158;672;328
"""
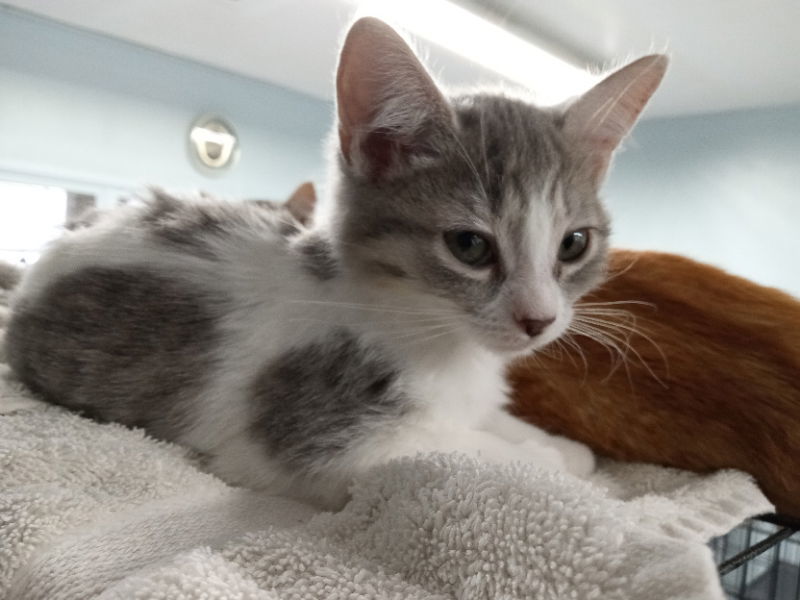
712;514;800;599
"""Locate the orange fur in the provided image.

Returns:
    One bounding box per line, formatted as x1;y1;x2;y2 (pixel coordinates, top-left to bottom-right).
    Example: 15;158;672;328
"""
509;249;800;517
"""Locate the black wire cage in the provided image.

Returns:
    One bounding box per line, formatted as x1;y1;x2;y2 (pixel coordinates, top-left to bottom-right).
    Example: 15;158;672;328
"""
711;514;800;599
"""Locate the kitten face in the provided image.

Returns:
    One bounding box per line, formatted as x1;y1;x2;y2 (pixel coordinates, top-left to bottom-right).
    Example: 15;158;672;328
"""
332;18;666;356
336;96;609;355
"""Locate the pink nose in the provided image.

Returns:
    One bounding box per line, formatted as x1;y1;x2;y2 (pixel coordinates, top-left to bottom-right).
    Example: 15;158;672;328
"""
517;316;555;338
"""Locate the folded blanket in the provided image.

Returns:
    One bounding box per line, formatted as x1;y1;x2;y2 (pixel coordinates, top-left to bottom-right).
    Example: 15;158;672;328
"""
0;363;771;599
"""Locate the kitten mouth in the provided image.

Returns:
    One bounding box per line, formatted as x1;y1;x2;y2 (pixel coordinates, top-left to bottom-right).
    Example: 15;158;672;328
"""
480;333;538;356
478;324;565;357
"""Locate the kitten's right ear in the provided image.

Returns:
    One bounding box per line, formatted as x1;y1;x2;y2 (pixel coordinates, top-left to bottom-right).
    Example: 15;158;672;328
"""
564;54;668;185
336;17;452;179
285;181;316;226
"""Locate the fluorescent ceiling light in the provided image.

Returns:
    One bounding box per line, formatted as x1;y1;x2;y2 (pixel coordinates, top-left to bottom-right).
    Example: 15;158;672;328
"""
355;0;599;105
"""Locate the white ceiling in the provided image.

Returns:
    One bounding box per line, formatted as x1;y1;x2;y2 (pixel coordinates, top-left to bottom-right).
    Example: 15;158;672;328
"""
5;0;800;118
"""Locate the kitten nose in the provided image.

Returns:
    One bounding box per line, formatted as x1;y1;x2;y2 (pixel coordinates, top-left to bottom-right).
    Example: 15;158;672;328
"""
516;316;555;338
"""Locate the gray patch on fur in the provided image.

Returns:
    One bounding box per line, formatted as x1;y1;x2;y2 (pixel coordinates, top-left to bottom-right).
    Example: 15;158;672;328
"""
294;233;339;281
5;267;221;439
250;329;408;470
248;199;301;237
0;262;22;324
0;261;21;291
141;192;302;258
279;221;301;237
140;193;234;258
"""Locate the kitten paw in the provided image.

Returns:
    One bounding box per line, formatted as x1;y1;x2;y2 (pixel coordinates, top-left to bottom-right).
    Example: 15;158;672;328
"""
548;436;596;478
518;440;568;472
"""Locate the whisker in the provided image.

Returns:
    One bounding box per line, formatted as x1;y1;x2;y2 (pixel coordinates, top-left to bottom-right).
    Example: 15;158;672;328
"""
286;314;464;330
574;306;637;317
568;323;635;387
576;300;657;310
392;322;459;340
286;299;457;316
520;349;548;373
558;332;589;381
534;344;557;361
573;314;645;337
570;318;667;388
569;323;628;366
545;339;565;361
385;314;464;325
572;314;669;379
598;255;641;285
405;326;461;346
552;337;578;369
574;308;638;325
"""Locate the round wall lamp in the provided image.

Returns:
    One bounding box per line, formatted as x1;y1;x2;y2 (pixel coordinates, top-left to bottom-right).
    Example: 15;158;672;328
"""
188;115;239;173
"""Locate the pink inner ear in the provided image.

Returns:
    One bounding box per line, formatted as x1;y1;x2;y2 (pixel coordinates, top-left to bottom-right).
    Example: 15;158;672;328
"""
564;54;668;181
336;19;405;164
360;128;401;179
334;18;452;175
336;46;381;162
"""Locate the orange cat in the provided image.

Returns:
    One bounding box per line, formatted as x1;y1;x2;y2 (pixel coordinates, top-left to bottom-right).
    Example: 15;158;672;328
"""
509;249;800;517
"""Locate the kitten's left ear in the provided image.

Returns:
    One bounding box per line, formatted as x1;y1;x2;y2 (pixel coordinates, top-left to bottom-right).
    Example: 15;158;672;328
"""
564;54;668;184
336;17;453;179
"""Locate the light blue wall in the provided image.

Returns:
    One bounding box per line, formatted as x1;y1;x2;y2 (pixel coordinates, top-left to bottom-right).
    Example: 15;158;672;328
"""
605;104;800;297
0;7;332;206
2;8;798;296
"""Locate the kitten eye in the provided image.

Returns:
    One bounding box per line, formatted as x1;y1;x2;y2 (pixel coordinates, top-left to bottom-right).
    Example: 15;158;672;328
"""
444;230;495;268
558;229;590;262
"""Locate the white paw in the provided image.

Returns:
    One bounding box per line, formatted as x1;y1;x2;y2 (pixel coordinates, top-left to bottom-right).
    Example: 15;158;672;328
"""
518;440;567;472
548;436;596;478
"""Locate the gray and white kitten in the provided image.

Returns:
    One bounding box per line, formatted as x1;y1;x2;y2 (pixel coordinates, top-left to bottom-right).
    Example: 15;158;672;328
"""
5;18;667;507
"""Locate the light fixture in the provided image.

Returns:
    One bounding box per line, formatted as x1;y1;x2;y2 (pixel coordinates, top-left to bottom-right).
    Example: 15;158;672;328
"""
189;115;239;171
355;0;599;105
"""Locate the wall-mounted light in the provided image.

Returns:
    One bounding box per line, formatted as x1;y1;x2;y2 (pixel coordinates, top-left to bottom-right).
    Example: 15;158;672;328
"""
189;115;239;172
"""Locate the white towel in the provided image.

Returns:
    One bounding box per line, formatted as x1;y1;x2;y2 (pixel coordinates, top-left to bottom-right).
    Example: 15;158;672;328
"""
0;366;771;600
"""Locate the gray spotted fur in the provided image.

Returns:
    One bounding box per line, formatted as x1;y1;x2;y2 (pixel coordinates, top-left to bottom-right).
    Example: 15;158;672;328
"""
0;261;21;331
6;266;220;438
0;261;21;292
250;329;407;470
142;191;305;256
294;232;339;281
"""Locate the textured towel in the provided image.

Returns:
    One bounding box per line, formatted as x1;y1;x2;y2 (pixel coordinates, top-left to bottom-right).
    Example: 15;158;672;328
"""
0;348;771;599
